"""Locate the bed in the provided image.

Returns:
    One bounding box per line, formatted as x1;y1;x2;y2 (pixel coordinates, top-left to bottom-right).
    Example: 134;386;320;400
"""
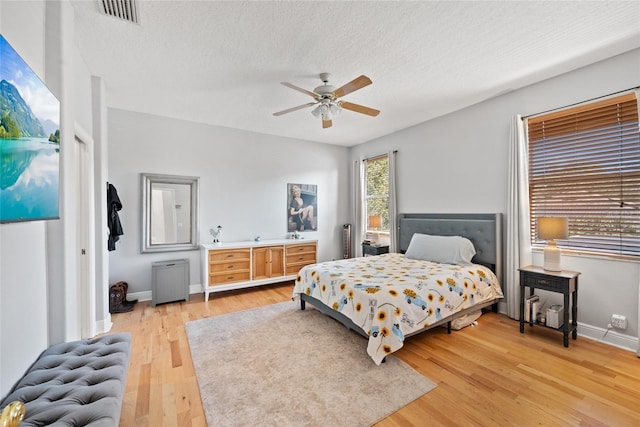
292;213;504;365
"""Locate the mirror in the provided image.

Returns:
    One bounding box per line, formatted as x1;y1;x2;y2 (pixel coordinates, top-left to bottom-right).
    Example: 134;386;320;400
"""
141;173;199;253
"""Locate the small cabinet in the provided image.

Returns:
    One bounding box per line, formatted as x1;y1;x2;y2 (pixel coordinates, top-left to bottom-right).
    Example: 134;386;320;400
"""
253;246;285;280
152;259;189;307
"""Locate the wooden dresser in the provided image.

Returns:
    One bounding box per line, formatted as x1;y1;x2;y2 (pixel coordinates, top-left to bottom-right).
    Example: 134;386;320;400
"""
200;239;317;301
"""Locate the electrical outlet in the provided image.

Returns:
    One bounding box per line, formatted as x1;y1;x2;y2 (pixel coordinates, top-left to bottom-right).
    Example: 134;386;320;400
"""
611;314;627;330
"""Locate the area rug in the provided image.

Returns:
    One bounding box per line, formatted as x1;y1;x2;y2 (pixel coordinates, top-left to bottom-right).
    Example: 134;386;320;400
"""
185;301;436;427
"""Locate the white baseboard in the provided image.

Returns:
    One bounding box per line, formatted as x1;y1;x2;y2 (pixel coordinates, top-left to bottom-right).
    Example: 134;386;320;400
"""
95;316;113;336
496;303;637;355
577;322;639;354
497;301;507;314
128;290;152;302
128;284;203;303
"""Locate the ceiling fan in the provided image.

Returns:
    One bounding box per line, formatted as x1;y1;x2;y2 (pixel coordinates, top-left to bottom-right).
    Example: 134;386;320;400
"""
273;73;380;129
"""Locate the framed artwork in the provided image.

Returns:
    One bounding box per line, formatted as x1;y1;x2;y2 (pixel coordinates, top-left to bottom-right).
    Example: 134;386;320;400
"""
0;34;61;223
287;183;317;232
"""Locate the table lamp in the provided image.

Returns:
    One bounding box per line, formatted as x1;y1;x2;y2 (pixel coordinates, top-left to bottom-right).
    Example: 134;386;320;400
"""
368;215;382;244
537;217;568;271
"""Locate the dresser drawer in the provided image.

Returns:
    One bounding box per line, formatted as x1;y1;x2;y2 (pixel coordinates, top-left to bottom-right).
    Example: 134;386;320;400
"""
209;249;250;262
286;243;316;255
286;252;316;264
210;260;251;274
523;274;565;291
286;262;314;276
209;271;251;285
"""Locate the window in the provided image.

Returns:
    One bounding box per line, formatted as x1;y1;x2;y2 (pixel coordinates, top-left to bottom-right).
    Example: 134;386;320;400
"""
364;154;389;234
527;93;640;257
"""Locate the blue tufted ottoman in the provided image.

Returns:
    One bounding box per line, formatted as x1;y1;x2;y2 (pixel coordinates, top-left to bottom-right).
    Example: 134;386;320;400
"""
0;333;131;426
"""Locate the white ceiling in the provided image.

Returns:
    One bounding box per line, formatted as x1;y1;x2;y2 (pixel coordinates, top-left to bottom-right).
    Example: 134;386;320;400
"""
70;0;640;147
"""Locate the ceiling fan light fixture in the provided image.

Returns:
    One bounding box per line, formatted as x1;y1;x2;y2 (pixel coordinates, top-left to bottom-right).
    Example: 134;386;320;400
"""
311;100;341;121
329;102;342;117
312;102;330;118
322;105;333;121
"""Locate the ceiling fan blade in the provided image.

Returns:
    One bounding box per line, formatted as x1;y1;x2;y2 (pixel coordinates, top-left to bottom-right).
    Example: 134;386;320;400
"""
281;82;318;98
340;101;380;117
322;119;332;129
332;75;373;98
273;102;316;116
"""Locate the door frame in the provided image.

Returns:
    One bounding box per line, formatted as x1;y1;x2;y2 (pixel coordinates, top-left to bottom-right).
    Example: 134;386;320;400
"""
75;125;96;338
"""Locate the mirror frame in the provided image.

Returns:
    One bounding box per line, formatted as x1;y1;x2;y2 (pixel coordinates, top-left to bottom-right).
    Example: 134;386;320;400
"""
141;173;199;253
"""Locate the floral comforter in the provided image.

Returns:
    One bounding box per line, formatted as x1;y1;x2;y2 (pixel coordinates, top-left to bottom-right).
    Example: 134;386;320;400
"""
292;253;503;365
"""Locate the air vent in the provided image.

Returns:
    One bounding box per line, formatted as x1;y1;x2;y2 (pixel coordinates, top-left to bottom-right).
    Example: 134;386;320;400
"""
98;0;139;24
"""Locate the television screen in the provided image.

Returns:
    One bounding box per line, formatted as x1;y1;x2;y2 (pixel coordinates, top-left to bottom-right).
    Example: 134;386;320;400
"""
1;34;60;223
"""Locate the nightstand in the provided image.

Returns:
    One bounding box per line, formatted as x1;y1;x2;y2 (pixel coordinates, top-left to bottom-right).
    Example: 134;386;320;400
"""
519;265;581;347
362;244;389;257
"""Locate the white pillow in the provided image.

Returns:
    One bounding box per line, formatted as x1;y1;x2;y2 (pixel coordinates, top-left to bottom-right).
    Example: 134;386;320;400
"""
404;234;476;264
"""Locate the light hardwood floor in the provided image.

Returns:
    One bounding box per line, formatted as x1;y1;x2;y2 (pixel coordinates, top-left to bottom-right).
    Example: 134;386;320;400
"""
111;282;640;426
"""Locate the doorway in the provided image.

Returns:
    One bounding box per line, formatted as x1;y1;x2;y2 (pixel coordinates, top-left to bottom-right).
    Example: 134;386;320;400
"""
75;131;96;338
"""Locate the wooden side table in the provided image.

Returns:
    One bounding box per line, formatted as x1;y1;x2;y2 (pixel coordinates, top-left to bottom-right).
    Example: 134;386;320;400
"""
519;265;581;347
362;244;389;257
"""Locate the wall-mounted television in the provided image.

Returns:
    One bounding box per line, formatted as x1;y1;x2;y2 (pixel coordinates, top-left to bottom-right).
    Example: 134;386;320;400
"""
0;34;60;223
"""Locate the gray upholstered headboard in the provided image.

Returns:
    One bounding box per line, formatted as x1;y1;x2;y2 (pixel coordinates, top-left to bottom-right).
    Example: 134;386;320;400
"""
398;213;502;283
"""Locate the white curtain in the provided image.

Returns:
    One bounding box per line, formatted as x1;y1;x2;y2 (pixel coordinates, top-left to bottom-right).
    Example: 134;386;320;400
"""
506;115;532;319
637;90;640;357
352;160;365;257
388;150;398;253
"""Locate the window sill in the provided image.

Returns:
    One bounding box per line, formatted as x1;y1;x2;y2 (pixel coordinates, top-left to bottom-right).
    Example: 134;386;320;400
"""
532;247;640;264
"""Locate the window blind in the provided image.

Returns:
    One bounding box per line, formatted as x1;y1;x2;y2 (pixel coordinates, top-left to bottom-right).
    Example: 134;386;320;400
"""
527;93;640;257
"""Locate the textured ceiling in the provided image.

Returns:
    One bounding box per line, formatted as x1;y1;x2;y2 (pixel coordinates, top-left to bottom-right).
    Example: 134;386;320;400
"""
70;1;640;147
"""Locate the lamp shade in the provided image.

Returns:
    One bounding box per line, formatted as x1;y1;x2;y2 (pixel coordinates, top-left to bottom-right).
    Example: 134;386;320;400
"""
537;217;568;241
538;217;567;271
369;215;382;229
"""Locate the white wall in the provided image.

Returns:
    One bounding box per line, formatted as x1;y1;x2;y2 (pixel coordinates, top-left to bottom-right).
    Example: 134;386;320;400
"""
92;76;111;333
107;109;350;295
44;0;97;344
1;0;97;396
0;0;50;396
0;222;49;396
350;48;640;351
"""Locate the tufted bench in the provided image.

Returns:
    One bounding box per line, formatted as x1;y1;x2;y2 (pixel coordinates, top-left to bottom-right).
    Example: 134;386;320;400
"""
0;333;131;426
